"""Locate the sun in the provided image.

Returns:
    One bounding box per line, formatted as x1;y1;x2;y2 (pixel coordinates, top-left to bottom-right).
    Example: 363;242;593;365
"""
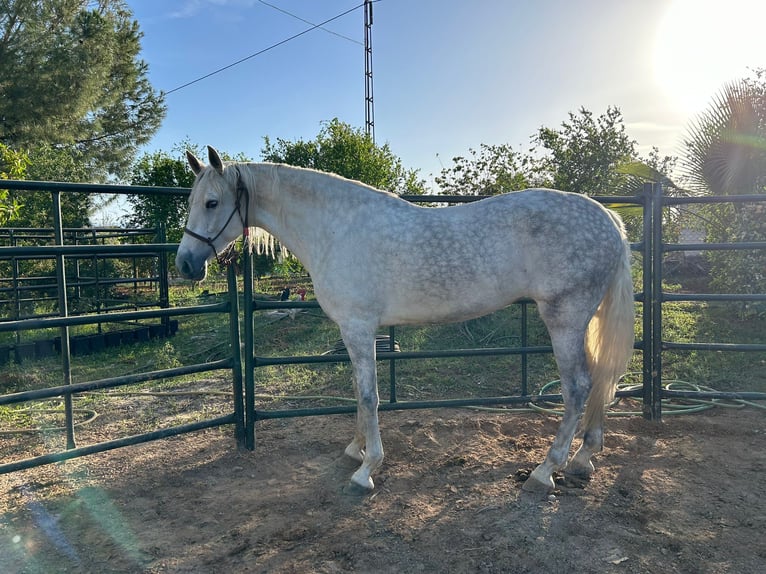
653;0;766;116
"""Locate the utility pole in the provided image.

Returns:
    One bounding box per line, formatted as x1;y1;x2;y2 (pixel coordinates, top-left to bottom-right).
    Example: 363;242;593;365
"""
364;0;375;142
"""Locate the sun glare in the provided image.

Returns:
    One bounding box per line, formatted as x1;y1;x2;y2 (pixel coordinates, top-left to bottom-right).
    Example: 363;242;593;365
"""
653;0;766;117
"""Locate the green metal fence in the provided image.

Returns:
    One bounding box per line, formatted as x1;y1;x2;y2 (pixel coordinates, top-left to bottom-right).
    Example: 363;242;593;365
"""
1;180;765;475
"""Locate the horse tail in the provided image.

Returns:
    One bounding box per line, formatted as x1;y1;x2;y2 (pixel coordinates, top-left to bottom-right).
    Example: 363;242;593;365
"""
582;221;635;431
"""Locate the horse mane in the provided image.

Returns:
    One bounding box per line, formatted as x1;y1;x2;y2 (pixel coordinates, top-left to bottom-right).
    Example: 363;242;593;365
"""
234;163;288;261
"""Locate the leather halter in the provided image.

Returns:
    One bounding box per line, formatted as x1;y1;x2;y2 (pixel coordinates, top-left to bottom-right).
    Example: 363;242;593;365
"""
183;166;250;266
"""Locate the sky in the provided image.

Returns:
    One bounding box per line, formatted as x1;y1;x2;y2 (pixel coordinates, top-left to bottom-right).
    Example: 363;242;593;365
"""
127;0;766;189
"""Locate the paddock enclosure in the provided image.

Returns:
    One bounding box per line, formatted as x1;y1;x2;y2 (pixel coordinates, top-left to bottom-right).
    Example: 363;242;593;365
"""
1;180;765;476
2;180;766;572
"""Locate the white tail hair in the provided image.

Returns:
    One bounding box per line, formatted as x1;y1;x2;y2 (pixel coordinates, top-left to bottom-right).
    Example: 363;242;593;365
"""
582;220;635;430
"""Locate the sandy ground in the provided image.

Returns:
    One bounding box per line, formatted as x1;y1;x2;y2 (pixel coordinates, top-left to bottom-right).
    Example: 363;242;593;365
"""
1;407;765;573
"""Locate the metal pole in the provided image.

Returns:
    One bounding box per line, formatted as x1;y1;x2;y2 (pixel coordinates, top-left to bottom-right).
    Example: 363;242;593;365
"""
243;247;256;450
53;191;76;449
226;264;246;448
520;301;528;396
157;223;171;334
641;183;653;419
364;0;375;141
388;325;397;403
651;182;664;420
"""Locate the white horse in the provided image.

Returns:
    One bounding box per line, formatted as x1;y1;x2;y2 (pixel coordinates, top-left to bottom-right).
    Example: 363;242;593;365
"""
176;147;635;494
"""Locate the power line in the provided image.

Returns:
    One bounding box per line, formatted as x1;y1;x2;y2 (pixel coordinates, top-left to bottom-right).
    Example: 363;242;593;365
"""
256;0;362;46
165;2;365;96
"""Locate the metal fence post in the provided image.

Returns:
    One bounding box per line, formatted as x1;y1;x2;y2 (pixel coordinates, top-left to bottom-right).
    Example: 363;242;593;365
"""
641;183;654;419
520;300;529;396
389;325;397;403
226;264;246;448
650;182;664;420
243;247;256;450
52;191;76;448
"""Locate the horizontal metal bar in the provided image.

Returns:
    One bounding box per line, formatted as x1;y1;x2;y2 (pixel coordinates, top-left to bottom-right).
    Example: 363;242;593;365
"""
661;194;766;206
254;299;321;310
254;346;554;367
663;293;766;302
398;194;642;205
253;297;540;311
0;414;236;474
664;241;766;252
0;244;178;256
661;389;766;401
0;301;229;332
663;342;766;352
253;387;646;420
0;226;156;234
0;179;188;197
0;359;233;406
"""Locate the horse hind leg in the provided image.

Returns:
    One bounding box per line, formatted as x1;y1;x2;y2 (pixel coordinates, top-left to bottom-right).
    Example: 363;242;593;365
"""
565;384;608;479
566;427;603;480
523;321;592;494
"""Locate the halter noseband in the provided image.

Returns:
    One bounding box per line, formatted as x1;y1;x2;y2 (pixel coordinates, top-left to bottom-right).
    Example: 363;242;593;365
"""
183;166;250;266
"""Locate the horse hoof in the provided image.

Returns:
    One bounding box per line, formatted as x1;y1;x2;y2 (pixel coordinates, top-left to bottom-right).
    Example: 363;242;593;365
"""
521;472;555;495
564;459;594;479
343;481;373;497
350;470;375;491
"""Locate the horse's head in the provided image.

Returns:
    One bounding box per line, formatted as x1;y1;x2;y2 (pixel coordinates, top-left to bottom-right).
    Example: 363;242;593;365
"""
175;146;247;281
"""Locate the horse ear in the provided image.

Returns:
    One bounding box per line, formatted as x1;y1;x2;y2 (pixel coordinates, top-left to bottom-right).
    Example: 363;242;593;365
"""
186;150;204;175
207;146;224;175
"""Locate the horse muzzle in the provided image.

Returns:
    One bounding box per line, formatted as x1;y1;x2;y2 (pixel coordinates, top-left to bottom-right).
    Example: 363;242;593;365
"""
175;248;208;282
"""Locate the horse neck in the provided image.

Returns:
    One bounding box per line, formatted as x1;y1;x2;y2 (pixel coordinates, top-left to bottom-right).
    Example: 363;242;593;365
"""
244;163;346;268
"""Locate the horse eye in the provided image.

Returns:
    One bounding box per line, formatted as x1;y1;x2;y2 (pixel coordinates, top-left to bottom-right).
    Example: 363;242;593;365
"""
205;199;218;209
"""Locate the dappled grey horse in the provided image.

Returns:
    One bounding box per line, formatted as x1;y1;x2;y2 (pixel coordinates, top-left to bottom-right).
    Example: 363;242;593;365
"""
176;147;635;494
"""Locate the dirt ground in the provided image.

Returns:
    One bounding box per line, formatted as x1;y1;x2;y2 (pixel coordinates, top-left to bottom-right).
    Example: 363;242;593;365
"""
1;407;765;573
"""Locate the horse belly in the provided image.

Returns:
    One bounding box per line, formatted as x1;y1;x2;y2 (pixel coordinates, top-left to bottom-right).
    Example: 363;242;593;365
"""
377;273;523;326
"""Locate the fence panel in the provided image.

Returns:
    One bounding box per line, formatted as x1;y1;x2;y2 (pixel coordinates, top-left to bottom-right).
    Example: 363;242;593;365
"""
0;181;245;474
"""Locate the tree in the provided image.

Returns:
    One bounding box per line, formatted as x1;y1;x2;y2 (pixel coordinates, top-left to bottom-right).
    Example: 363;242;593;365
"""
680;73;766;297
261;119;427;194
127;148;198;243
2;143;95;228
0;0;165;181
533;106;637;195
434;143;533;196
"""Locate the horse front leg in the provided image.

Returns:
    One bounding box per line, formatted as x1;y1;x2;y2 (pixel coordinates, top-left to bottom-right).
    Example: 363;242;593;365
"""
340;323;383;490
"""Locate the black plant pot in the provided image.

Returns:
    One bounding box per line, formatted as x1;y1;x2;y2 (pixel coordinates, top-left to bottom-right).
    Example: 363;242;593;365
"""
105;332;122;348
34;339;57;358
14;342;36;363
133;326;150;343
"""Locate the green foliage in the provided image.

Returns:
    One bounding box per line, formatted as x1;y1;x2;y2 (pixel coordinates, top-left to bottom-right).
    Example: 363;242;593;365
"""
682;76;766;196
0;143;29;224
533;106;637;195
434;143;533;196
6;143;95;228
0;0;165;181
614;150;684;242
261;118;426;194
126;148;198;243
680;71;766;296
